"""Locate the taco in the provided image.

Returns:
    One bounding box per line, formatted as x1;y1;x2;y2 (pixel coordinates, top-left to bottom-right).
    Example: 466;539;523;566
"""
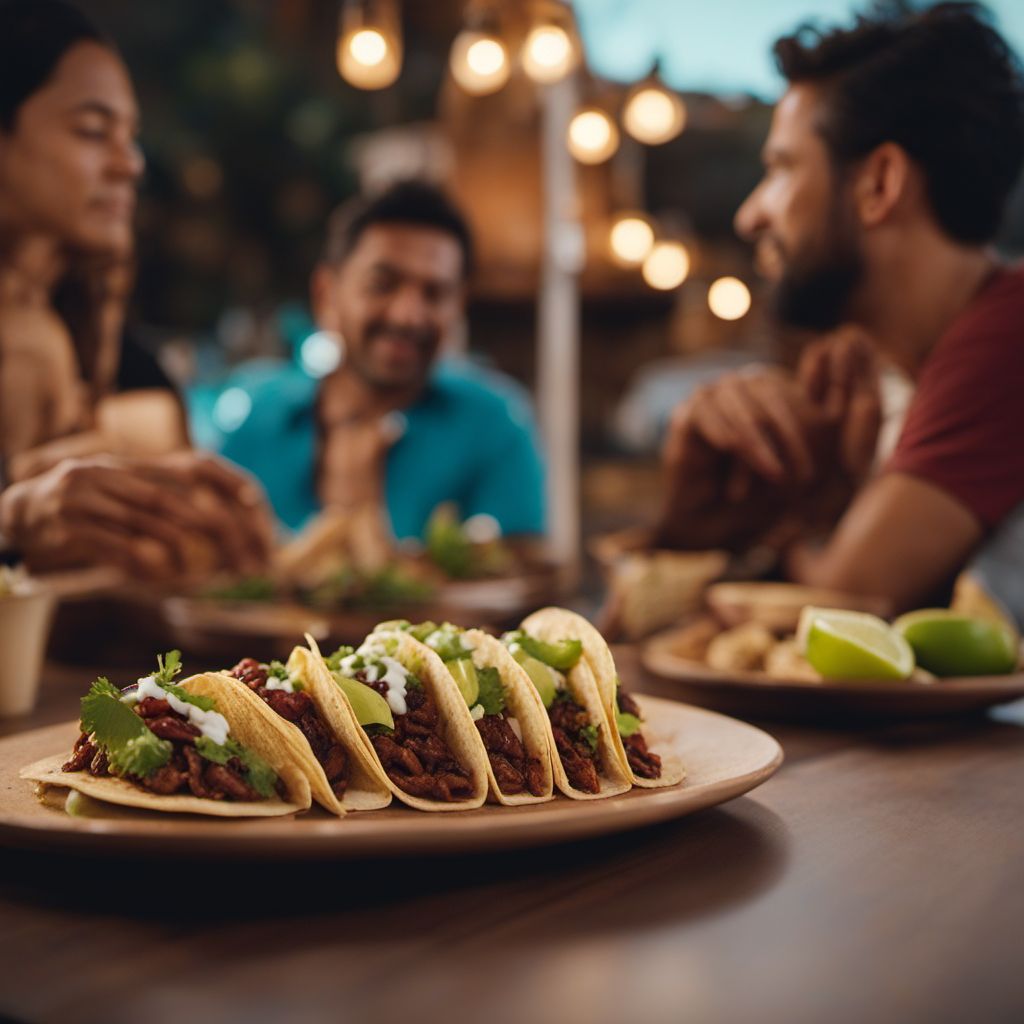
323;631;489;811
501;626;631;800
378;621;553;805
521;608;684;788
21;652;311;816
224;636;392;813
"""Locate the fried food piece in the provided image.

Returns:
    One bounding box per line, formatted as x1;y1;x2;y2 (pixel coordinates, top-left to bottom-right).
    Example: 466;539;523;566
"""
705;622;775;672
763;638;822;682
603;549;728;640
950;572;1017;631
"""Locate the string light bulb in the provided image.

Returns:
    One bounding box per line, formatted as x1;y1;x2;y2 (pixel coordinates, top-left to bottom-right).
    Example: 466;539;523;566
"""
337;0;402;90
708;276;752;320
522;22;577;84
623;80;686;145
642;241;690;290
608;213;655;266
567;107;619;164
450;30;510;95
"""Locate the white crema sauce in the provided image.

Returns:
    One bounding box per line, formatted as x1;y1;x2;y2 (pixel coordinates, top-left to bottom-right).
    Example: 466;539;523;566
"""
127;675;230;746
341;646;412;716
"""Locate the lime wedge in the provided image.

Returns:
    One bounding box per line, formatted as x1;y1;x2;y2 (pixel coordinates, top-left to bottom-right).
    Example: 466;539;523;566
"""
333;674;394;730
798;606;915;681
894;609;1019;677
446;657;480;707
510;648;558;708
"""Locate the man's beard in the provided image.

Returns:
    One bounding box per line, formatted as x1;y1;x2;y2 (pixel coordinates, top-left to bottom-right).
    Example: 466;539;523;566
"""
770;220;864;332
354;322;438;392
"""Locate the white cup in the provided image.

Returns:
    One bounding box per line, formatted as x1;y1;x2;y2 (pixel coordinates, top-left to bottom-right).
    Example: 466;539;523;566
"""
0;590;55;716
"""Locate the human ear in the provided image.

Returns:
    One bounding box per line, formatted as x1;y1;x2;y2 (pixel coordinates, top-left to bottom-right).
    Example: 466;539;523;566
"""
853;142;911;227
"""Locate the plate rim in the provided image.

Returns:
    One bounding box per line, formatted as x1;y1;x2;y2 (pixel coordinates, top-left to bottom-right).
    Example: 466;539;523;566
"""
0;696;782;859
643;627;1024;699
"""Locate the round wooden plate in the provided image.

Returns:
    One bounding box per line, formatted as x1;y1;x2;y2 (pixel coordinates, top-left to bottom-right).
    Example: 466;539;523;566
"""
643;627;1024;717
0;696;781;859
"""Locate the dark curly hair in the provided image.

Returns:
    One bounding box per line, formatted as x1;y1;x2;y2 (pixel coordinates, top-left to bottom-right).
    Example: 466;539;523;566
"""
0;0;109;131
774;2;1024;243
320;180;474;278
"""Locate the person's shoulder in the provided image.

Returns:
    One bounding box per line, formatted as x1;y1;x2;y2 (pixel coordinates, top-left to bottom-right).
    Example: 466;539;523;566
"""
430;358;537;429
983;262;1024;305
946;264;1024;347
923;265;1024;381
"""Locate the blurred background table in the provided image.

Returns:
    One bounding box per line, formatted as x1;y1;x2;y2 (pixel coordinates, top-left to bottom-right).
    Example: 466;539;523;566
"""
1;648;1022;1024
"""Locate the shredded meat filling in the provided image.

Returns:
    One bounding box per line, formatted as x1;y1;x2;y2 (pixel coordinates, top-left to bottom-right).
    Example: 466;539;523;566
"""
547;695;602;794
475;713;546;796
617;691;642;717
228;657;349;798
62;702;271;802
357;680;474;802
617;690;662;779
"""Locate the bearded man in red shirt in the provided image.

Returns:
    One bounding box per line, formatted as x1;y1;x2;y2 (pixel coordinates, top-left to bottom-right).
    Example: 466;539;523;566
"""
655;2;1024;622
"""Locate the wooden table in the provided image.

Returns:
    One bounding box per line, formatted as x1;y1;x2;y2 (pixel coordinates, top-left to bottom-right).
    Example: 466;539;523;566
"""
1;647;1023;1024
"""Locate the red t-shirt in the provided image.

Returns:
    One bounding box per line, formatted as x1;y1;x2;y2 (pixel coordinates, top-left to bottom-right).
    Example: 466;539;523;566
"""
885;264;1024;530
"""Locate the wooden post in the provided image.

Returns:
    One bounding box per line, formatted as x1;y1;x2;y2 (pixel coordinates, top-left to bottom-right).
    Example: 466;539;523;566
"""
537;74;583;586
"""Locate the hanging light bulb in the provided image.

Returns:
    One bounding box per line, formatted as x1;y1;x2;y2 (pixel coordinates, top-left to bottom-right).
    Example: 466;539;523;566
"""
623;77;686;145
708;276;752;320
642;241;690;290
337;0;402;90
450;26;510;95
567;107;619;164
522;3;579;86
608;213;655;266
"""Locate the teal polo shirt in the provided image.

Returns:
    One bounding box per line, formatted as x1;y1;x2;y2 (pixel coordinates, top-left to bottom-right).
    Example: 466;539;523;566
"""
188;358;547;540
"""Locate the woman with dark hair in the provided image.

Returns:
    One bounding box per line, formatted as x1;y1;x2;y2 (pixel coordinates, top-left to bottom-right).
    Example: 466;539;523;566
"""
0;0;272;577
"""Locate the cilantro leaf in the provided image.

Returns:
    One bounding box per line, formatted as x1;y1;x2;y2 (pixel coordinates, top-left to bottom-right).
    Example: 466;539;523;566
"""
354;566;434;606
193;735;233;765
419;622;471;662
160;683;217;712
475;667;507;716
154;650;183;686
325;646;356;672
263;661;304;691
116;733;175;778
615;711;643;738
80;686;172;779
579;723;599;754
425;504;474;578
364;723;395;737
233;749;278;799
89;677;121;700
406;620;439;643
195;736;278;799
374;618;418;636
304;565;358;608
376;636;399;657
503;632;582;671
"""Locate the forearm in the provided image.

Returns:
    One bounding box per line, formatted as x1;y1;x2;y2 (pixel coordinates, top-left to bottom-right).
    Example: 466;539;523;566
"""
781;474;982;612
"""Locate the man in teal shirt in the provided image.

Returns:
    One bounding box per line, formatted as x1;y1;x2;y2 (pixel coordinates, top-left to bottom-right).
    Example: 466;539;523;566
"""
193;181;546;540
